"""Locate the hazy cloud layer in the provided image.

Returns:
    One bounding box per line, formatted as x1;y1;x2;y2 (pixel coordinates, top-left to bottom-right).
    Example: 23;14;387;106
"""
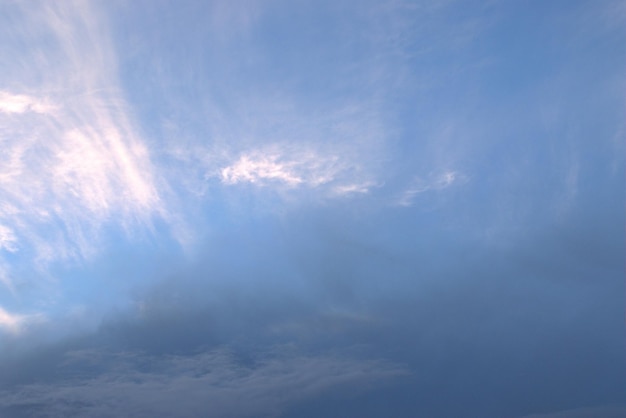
0;347;406;418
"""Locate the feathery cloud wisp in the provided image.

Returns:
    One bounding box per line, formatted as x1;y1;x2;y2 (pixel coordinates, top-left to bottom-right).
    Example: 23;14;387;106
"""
396;170;466;206
0;1;169;289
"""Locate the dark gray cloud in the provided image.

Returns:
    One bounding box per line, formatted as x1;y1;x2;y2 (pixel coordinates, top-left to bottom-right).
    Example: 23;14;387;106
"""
0;194;623;417
0;347;407;418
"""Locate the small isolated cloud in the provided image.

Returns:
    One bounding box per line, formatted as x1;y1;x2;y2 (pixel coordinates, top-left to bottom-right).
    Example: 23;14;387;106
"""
217;146;376;198
221;153;304;186
332;181;378;196
396;170;466;206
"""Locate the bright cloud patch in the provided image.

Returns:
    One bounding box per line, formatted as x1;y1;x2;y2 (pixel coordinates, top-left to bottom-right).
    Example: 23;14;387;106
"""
0;92;54;115
221;154;304;186
0;225;17;253
219;147;369;195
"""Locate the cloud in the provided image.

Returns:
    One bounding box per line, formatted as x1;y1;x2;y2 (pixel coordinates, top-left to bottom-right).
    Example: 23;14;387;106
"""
0;92;55;115
396;170;466;206
0;306;23;333
0;224;18;253
0;193;623;417
332;181;378;196
0;1;172;290
0;2;623;417
221;153;305;187
218;146;378;198
144;0;425;206
0;346;407;418
0;306;44;335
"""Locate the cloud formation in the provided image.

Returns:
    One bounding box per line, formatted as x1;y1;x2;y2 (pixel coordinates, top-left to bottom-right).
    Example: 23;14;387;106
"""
0;297;408;418
396;170;466;206
0;1;168;294
0;92;54;115
0;1;623;417
0;348;405;418
218;146;380;199
221;152;314;187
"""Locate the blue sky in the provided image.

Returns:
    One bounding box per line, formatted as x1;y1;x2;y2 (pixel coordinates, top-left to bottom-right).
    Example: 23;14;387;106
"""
0;1;624;417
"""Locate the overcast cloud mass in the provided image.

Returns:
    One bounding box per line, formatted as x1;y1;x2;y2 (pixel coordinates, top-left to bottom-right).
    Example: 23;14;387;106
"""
0;0;624;417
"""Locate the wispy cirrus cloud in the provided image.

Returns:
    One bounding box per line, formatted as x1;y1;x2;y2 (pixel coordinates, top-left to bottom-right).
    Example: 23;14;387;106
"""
396;170;467;207
332;181;379;196
0;1;170;291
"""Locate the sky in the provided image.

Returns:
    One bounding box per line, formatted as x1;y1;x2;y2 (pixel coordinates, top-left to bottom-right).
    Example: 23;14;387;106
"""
0;0;624;417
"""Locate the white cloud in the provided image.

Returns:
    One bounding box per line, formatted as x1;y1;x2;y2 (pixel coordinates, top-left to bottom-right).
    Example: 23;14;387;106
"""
332;181;378;196
397;170;466;206
0;225;18;253
0;1;170;287
221;154;304;186
218;145;349;188
0;92;55;115
218;145;378;198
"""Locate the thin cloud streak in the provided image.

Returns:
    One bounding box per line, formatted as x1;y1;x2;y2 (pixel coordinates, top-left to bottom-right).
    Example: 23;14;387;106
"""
396;170;466;206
